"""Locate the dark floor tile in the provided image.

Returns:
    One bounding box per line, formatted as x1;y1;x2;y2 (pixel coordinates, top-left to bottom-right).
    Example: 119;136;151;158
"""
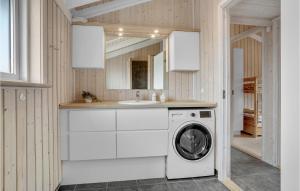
138;184;168;191
231;147;281;191
232;178;256;191
59;184;77;191
231;148;261;164
233;174;280;191
137;178;166;185
231;160;279;177
195;178;229;191
76;182;107;190
107;186;139;191
108;180;137;188
167;179;199;191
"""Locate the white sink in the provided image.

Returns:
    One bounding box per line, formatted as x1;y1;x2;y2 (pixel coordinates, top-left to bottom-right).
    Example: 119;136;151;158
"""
118;100;159;105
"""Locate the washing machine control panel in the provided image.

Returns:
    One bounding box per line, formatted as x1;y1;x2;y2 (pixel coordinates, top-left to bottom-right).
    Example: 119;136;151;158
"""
199;111;211;118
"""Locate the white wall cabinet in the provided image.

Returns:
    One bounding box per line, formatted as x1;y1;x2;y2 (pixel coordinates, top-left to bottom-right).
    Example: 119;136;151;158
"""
169;31;200;71
72;25;105;68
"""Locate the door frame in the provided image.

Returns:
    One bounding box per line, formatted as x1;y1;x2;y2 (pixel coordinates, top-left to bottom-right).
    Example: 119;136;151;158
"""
218;0;281;182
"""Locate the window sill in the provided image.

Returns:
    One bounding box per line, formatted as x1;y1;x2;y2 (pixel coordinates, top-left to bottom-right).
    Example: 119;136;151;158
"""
0;80;52;88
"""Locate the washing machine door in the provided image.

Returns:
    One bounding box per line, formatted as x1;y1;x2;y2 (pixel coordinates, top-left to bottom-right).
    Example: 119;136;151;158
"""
174;123;212;161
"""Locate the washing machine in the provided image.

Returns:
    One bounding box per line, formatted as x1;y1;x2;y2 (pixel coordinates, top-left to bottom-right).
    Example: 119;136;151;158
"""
167;109;215;179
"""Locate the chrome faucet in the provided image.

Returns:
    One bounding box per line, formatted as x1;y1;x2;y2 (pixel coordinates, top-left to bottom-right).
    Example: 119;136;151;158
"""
136;91;140;101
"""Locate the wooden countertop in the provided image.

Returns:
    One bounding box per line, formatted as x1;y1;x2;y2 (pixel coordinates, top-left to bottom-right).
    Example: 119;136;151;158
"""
59;100;217;109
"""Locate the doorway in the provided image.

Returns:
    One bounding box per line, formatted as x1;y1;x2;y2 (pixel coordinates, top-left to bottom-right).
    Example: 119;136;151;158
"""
218;0;281;189
230;25;264;159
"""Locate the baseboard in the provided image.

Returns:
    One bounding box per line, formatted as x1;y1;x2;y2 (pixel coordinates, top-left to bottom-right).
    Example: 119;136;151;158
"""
223;178;243;191
61;157;165;185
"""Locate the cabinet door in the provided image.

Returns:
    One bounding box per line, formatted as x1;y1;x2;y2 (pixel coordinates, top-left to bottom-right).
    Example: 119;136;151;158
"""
69;132;116;161
117;109;168;130
117;130;168;158
169;31;200;71
69;110;116;132
72;25;105;68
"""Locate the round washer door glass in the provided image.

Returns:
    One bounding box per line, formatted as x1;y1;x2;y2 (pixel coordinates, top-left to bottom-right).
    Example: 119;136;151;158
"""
175;123;212;160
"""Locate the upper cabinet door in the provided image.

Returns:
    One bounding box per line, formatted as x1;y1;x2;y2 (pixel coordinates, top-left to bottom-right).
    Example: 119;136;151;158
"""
169;31;200;71
72;25;105;68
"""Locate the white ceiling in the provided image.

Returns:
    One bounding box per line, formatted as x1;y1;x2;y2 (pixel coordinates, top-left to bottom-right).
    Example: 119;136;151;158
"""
230;0;280;20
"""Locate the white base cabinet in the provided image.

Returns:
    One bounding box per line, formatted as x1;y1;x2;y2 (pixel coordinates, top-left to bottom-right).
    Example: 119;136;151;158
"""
69;132;116;161
117;130;168;158
60;108;169;161
117;109;168;130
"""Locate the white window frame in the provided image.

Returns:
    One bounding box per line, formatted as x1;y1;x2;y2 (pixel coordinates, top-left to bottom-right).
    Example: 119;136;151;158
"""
0;0;27;81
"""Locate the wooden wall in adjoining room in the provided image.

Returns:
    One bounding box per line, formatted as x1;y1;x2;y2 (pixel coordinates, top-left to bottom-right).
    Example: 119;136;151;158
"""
0;0;73;190
73;0;220;102
231;24;262;80
231;24;263;110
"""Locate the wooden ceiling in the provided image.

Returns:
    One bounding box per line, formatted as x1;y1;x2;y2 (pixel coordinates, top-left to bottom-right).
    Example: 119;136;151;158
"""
66;0;153;19
230;0;280;20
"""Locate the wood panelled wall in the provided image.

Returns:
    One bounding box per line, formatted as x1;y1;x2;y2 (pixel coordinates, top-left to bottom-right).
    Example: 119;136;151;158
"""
0;0;72;190
231;24;263;109
231;24;262;80
73;0;220;102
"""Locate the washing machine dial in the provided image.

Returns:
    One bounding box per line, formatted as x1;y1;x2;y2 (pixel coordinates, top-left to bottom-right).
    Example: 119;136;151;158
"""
190;113;196;117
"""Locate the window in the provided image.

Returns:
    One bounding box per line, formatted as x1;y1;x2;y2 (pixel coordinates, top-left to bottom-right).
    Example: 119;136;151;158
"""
0;0;12;75
0;0;28;81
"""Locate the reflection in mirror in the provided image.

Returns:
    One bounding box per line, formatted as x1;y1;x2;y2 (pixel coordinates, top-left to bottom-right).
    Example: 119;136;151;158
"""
105;35;168;90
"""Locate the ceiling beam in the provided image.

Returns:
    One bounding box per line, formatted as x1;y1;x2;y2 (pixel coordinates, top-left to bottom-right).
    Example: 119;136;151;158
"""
231;26;265;43
248;34;263;43
231;16;273;27
72;0;152;19
65;0;100;9
220;0;243;9
106;38;161;59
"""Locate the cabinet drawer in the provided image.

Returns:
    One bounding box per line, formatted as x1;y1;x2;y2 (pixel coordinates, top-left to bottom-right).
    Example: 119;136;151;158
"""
117;109;168;130
117;130;168;158
70;132;116;161
69;110;116;132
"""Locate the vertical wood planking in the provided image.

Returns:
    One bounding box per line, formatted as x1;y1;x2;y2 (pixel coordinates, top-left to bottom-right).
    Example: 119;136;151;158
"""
0;89;3;191
34;89;43;191
3;89;17;191
16;89;27;191
26;89;35;191
52;3;58;188
47;0;54;189
1;0;72;190
42;89;50;191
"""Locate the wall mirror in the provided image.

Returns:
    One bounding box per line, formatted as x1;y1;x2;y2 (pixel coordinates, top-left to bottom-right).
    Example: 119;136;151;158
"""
105;34;168;90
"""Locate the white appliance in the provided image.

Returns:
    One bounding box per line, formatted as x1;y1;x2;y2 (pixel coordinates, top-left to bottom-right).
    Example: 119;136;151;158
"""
167;109;215;179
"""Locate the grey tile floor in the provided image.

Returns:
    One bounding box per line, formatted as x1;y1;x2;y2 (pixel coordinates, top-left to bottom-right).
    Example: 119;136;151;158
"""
59;176;229;191
231;147;281;191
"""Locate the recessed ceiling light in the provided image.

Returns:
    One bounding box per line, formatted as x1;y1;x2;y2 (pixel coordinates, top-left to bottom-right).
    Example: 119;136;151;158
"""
118;33;123;37
151;34;156;38
154;29;159;34
118;27;124;32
